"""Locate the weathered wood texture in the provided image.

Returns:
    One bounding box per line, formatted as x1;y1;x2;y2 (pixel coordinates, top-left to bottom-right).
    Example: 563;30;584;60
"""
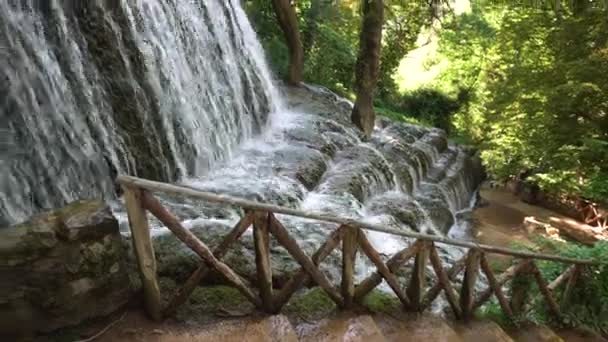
163;212;254;316
530;263;561;318
423;254;466;310
480;253;514;321
123;187;162;321
460;250;481;321
561;265;582;309
119;175;597;319
428;243;461;318
117;176;597;265
407;241;430;311
342;226;358;308
273;226;344;309
268;215;343;307
355;242;420;301
253;211;274;312
510;261;534;315
358;231;411;308
473;259;532;310
141;191;262;309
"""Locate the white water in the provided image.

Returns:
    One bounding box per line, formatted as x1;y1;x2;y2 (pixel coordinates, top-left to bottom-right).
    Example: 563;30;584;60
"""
1;0;281;224
1;1;483;284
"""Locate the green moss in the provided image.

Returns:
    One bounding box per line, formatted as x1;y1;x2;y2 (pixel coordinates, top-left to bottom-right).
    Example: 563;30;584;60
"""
188;286;247;308
361;289;401;313
284;288;336;320
172;285;254;322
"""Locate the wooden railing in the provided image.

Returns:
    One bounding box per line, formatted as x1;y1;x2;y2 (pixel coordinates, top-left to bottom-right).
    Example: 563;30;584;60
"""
117;175;600;322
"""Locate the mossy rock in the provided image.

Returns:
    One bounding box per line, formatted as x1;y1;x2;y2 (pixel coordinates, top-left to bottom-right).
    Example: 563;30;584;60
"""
283;288;337;321
173;285;254;323
361;290;401;314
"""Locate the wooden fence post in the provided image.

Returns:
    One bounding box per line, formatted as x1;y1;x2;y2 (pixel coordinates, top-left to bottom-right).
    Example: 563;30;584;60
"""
479;253;514;322
510;261;534;316
530;263;561;318
460;249;481;321
123;187;162;321
253;211;274;313
561;265;582;310
407;240;430;311
342;225;359;308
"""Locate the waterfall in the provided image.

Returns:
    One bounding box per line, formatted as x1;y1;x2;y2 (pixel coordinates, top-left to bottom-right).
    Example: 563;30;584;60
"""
0;0;281;225
1;0;484;255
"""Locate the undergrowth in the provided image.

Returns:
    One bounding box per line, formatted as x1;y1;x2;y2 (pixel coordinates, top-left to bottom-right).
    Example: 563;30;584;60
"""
479;240;608;336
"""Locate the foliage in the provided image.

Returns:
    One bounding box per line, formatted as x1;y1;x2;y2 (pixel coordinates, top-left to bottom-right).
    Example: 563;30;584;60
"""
429;4;608;203
393;88;461;131
247;1;607;203
377;3;428;102
536;241;608;335
481;240;608;335
374;105;430;127
361;289;401;313
246;0;428;101
283;287;336;320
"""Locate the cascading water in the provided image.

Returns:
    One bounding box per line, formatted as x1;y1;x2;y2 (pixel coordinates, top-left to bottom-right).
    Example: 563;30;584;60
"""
1;0;484;284
0;0;281;225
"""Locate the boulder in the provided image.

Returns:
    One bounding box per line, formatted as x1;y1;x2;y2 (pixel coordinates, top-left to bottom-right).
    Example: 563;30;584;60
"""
0;200;133;335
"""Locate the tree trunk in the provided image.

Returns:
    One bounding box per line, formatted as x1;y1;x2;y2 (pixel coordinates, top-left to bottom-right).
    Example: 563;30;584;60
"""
351;0;384;138
271;0;304;85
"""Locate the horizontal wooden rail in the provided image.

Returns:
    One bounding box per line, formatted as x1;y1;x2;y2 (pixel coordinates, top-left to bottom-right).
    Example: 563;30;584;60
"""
118;175;599;265
120;176;601;324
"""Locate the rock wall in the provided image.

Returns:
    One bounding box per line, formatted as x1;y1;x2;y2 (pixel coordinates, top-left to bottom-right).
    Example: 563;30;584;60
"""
0;200;134;335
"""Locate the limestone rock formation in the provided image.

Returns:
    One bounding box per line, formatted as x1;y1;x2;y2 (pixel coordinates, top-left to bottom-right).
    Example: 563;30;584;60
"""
0;200;133;335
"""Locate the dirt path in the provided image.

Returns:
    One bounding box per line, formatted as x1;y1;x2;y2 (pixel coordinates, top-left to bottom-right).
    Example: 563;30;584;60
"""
470;184;576;270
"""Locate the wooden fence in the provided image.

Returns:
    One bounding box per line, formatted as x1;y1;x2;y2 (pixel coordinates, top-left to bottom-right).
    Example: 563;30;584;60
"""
117;175;599;322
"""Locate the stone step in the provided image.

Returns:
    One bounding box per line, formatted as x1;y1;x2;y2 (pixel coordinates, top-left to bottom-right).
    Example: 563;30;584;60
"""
509;324;608;342
112;314;299;342
509;324;565;342
296;313;386;342
372;313;464;342
454;320;514;342
96;309;605;342
194;315;299;342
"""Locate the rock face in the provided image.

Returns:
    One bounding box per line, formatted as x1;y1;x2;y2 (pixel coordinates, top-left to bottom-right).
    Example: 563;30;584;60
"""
0;200;133;335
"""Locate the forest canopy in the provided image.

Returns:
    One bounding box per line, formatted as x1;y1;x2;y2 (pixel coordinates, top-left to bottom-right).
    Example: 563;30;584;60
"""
246;0;608;204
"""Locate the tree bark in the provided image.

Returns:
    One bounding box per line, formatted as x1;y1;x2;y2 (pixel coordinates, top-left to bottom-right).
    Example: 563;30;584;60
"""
271;0;304;85
351;0;384;138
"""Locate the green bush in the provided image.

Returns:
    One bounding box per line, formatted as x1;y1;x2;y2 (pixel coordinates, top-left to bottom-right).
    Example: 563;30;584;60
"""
481;240;608;335
395;88;461;132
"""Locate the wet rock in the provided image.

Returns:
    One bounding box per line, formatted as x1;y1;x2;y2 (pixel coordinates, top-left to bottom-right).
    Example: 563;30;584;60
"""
375;313;464;342
272;146;328;191
415;197;455;234
371;139;418;193
297;314;385;342
455;320;514;342
283;126;337;158
318;145;395;202
426;149;458;183
420;129;448;154
383;122;428;141
0;200;133;335
366;193;426;231
283;84;352;124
